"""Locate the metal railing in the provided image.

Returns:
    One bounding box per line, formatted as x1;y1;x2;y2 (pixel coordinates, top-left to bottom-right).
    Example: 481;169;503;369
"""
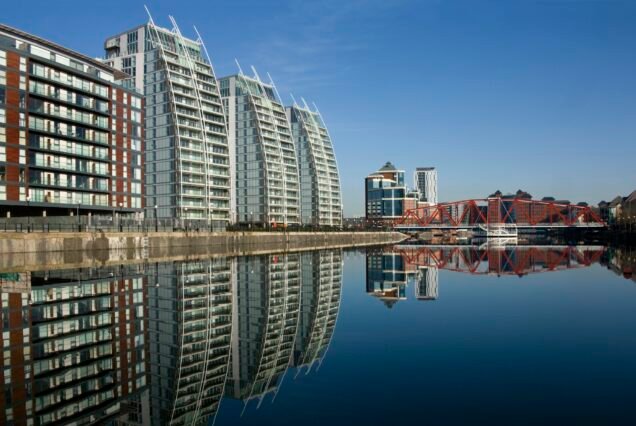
0;215;227;233
0;215;400;234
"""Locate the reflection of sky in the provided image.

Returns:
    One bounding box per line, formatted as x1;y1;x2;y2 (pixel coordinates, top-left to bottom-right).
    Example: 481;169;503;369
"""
216;250;636;425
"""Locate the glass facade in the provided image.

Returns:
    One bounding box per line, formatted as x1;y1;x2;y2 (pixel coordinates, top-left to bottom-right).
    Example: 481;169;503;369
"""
365;163;419;221
220;74;300;225
104;21;230;223
287;105;342;226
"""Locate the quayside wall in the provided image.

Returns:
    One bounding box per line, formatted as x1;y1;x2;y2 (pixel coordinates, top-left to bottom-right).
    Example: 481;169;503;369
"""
0;231;406;272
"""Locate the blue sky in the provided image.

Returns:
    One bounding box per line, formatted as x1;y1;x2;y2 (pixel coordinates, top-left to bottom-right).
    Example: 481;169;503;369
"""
4;0;635;216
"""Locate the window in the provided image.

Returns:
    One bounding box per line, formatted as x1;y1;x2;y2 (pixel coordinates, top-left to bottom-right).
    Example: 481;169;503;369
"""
122;57;135;79
127;31;138;54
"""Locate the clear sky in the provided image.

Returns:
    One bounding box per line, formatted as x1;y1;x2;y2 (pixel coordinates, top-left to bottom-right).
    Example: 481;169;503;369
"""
4;0;635;216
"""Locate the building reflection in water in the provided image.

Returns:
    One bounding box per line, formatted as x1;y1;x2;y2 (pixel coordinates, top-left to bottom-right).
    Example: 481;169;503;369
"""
293;251;343;373
602;246;636;283
141;259;233;426
0;266;148;425
1;245;631;423
366;252;408;308
225;253;302;407
225;249;343;412
367;244;608;307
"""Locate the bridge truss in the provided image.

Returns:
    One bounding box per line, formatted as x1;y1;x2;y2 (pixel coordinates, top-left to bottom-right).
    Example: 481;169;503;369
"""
394;197;606;230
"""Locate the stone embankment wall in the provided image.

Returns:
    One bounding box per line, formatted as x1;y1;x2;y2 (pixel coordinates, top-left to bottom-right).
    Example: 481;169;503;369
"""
0;231;406;272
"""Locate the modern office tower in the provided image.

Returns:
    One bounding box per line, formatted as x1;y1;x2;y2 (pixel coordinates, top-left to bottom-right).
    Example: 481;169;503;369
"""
145;259;233;425
0;266;148;425
0;24;143;219
104;17;231;224
226;254;301;405
365;162;419;223
415;267;439;300
219;73;300;226
287;103;342;226
414;167;437;204
365;250;408;308
293;250;343;371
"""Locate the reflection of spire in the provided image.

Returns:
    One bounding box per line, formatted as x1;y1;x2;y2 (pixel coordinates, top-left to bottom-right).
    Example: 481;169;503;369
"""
225;254;301;411
145;259;233;425
416;267;439;301
293;250;343;374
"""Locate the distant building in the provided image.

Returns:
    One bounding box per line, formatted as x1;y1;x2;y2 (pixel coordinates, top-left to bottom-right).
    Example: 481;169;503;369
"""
608;195;625;224
623;190;636;220
414;167;437;204
603;191;636;224
365;162;419;223
598;200;610;222
0;24;143;218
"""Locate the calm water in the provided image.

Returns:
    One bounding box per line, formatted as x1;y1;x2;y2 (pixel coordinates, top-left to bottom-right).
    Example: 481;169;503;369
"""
1;244;635;425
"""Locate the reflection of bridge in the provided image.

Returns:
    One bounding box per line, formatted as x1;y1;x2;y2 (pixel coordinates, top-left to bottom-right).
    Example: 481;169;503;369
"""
394;197;606;232
366;245;606;308
393;245;605;276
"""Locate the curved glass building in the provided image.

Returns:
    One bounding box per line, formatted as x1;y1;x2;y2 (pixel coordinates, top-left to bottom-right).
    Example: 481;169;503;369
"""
104;17;230;225
220;73;300;226
286;103;342;226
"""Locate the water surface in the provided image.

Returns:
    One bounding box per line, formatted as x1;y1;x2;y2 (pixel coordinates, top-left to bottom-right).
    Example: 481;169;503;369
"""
1;244;634;425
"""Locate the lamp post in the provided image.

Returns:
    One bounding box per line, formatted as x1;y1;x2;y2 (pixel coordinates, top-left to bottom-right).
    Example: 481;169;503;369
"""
118;202;123;232
250;211;253;230
77;201;80;231
184;207;188;231
26;195;31;232
154;205;158;232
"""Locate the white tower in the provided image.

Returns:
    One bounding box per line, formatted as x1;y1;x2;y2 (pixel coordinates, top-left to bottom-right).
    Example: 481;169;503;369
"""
414;167;438;205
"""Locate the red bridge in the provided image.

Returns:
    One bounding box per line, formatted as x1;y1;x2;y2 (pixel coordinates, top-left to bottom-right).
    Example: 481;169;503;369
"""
394;197;606;231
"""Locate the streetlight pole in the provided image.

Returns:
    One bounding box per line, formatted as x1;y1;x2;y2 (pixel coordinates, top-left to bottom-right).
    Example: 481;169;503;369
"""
184;207;188;232
118;203;123;232
26;195;31;232
77;201;80;231
250;211;253;230
154;205;158;233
